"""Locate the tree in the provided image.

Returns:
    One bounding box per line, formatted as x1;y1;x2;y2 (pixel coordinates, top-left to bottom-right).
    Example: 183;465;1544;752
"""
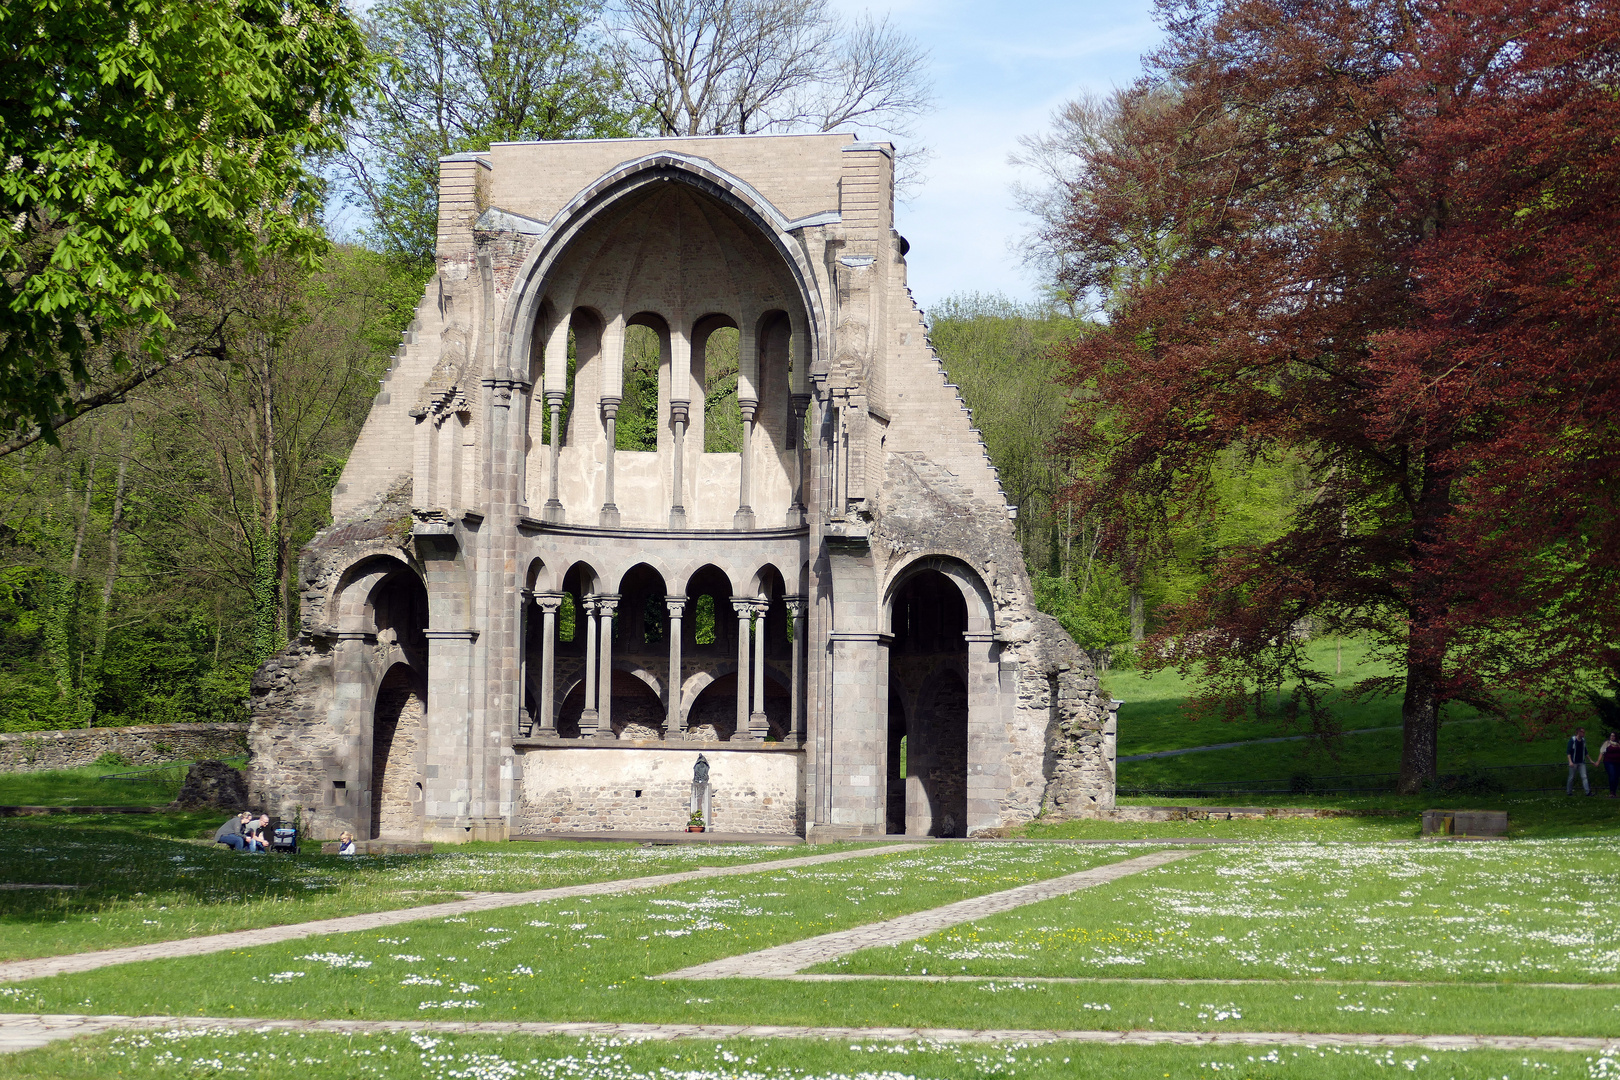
1044;0;1620;791
613;0;932;181
339;0;641;268
0;0;366;449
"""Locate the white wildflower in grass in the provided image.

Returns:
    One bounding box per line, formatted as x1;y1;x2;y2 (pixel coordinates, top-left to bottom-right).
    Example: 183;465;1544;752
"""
399;975;441;986
295;952;371;969
389;953;425;962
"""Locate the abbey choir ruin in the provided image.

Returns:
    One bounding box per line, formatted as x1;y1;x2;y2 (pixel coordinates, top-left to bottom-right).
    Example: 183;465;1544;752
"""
247;132;1116;842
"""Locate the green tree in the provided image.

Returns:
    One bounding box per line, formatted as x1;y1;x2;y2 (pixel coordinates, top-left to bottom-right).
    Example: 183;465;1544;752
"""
339;0;643;269
0;0;366;451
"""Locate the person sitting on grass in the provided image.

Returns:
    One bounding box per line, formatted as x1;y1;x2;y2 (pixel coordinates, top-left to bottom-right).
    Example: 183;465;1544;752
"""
1599;731;1620;799
214;811;252;851
337;831;357;856
242;813;272;853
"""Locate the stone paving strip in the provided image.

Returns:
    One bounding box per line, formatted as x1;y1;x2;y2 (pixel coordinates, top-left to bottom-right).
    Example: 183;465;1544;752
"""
0;843;920;986
791;973;1620;991
661;849;1197;980
2;1014;1617;1057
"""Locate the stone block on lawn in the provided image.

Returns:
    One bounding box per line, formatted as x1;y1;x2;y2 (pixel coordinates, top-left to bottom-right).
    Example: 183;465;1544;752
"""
1422;809;1508;836
168;760;251;811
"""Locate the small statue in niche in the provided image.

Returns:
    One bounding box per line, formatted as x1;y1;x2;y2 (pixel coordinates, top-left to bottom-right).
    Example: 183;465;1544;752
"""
693;754;710;784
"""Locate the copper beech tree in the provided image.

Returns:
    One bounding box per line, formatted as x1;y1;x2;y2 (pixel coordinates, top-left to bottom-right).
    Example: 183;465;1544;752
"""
1049;0;1620;790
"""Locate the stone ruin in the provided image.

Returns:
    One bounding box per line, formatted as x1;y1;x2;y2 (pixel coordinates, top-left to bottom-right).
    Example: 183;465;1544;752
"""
247;132;1116;842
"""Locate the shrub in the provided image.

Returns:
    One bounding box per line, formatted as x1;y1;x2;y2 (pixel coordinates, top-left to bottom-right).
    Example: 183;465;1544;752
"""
94;751;131;769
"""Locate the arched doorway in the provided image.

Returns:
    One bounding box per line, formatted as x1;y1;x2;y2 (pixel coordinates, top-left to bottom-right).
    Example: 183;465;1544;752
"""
888;568;970;837
371;663;425;840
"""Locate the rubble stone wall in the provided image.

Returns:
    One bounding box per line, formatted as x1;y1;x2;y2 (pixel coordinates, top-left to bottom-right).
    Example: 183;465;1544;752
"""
0;723;248;774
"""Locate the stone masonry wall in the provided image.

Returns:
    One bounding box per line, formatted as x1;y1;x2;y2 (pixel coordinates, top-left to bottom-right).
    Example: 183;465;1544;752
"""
0;723;248;774
515;746;801;834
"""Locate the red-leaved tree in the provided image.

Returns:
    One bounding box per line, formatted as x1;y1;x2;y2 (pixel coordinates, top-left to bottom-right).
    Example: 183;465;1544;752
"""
1050;0;1620;790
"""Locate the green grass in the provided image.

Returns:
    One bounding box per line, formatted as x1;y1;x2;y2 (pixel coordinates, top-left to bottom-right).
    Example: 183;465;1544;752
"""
12;841;1620;1041
0;812;873;961
3;844;1156;1019
4;1029;1610;1080
0;764;181;807
2;1029;1603;1080
1106;637;1577;779
1018;792;1620;841
823;839;1620;985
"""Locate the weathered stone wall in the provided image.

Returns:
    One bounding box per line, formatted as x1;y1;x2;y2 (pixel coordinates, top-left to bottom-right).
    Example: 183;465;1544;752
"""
248;478;422;839
515;746;801;834
0;723;248;774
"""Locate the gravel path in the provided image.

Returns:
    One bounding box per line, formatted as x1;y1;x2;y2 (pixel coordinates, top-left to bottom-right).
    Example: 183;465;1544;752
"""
2;1014;1615;1056
0;844;918;986
660;849;1196;979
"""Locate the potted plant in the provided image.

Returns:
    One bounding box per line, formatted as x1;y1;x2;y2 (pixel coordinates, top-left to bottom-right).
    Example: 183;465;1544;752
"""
686;811;706;833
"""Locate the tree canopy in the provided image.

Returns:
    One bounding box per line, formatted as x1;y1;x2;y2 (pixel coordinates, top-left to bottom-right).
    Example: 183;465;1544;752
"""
1042;0;1620;789
0;0;367;450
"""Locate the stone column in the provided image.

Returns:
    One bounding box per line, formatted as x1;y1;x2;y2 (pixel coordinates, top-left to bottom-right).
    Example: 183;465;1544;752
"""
734;399;757;530
749;599;768;739
668;399;689;529
544;392;565;522
665;595;686;737
579;597;600;738
731;600;755;741
786;594;806;743
535;593;563;736
788;394;810;527
542;314;570;523
963;631;1006;837
599;397;621;527
596;594;619;738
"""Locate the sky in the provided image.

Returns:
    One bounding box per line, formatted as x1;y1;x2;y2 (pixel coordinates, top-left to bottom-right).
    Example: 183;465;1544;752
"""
832;0;1164;312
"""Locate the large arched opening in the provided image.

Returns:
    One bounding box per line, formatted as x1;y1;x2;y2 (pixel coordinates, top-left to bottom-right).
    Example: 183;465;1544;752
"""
371;663;426;840
887;567;971;837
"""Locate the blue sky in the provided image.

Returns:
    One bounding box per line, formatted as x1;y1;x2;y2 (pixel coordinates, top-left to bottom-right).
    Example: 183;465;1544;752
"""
834;0;1163;311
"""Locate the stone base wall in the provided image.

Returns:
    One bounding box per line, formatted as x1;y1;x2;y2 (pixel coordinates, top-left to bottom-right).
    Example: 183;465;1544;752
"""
515;745;802;834
0;724;249;774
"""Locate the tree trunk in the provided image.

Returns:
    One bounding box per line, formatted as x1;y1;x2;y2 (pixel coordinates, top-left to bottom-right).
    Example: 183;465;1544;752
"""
1129;590;1144;643
1397;637;1444;794
1396;451;1454;794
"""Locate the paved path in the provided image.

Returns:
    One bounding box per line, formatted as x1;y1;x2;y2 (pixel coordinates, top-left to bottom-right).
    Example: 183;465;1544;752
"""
2;1015;1615;1056
661;849;1196;980
789;973;1620;991
0;843;918;986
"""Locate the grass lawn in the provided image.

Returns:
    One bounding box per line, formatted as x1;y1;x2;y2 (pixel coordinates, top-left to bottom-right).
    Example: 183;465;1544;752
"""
8;841;1620;1042
2;844;1157;1020
0;812;872;962
0;764;181;808
1;1028;1607;1080
1017;791;1620;841
1106;637;1579;782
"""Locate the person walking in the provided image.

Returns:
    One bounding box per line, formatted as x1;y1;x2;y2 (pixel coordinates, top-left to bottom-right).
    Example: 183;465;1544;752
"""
1567;727;1591;796
1599;731;1620;799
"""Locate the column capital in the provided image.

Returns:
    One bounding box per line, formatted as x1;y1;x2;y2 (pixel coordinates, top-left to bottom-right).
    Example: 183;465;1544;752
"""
593;592;621;616
544;389;567;404
534;591;564;614
599;395;621;422
738;397;758;422
732;597;768;617
665;595;688;617
784;593;807;613
668;398;691;424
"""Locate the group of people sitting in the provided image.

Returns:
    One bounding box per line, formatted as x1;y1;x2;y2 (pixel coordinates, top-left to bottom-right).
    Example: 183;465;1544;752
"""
213;811;275;852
